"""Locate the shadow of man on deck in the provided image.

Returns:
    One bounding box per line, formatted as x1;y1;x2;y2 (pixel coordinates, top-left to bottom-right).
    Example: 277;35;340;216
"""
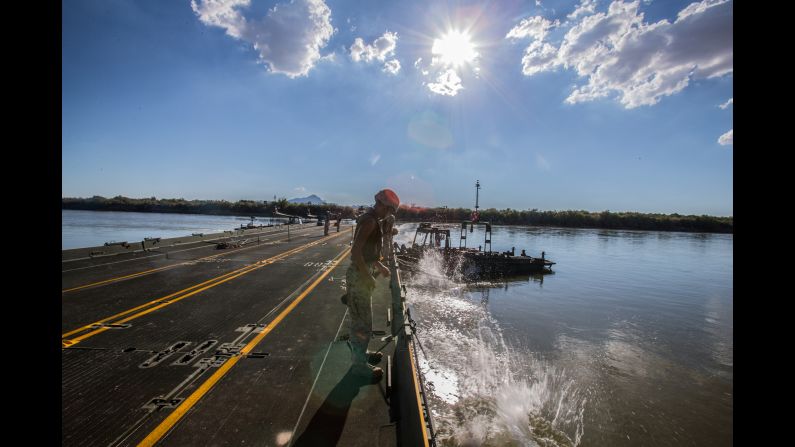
291;367;371;447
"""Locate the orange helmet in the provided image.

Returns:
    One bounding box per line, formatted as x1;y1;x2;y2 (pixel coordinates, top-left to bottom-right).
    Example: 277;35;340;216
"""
375;189;400;212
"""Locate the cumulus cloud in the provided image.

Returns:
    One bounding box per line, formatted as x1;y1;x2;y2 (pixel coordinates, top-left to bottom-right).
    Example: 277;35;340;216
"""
426;69;464;96
350;31;398;62
718;129;732;145
719;97;733;109
382;59;401;75
191;0;249;38
506;16;560;41
413;57;430;75
191;0;335;78
506;0;733;108
519;41;560;75
567;0;598;20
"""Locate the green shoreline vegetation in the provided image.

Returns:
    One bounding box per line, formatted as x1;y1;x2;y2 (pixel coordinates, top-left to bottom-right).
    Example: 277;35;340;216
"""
62;196;733;234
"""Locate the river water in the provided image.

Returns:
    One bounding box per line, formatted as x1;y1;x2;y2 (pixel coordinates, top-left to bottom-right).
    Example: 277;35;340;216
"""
393;223;732;447
61;209;294;249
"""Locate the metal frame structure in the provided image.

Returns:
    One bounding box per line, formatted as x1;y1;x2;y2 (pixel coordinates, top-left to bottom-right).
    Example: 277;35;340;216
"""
411;223;451;250
458;221;492;252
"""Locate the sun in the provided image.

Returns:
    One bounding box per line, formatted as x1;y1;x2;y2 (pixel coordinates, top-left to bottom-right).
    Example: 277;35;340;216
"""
432;30;478;67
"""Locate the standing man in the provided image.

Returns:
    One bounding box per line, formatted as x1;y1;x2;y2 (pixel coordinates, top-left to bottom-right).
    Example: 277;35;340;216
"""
346;188;400;382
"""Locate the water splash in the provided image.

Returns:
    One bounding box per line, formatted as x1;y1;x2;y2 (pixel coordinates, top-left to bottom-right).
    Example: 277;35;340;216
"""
405;247;586;446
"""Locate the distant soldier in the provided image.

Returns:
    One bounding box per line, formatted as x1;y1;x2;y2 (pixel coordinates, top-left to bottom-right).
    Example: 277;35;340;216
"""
346;188;400;382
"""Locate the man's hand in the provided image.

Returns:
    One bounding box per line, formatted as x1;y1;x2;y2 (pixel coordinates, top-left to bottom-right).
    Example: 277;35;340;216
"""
376;262;390;278
364;274;376;289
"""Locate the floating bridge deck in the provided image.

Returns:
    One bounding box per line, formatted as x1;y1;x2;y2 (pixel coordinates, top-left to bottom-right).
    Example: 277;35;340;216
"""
62;223;433;446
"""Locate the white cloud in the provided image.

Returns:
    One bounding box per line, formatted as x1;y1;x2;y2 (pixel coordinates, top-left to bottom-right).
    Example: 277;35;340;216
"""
718;129;732;145
191;0;250;39
414;57;430;75
677;0;725;20
507;0;733;108
191;0;335;78
719;97;733;109
520;41;560;75
383;59;401;75
350;31;398;62
567;0;598;20
370;153;381;166
506;16;559;41
426;69;464;96
294;186;307;192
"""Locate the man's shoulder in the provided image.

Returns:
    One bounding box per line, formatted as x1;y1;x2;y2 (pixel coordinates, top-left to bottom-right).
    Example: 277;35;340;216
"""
356;210;378;225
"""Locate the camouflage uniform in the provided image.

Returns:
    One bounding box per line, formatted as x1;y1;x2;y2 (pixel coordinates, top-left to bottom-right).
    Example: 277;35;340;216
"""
346;210;383;372
346;265;376;369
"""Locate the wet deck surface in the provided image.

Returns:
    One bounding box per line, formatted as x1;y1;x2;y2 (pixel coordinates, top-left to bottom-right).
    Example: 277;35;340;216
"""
62;224;398;446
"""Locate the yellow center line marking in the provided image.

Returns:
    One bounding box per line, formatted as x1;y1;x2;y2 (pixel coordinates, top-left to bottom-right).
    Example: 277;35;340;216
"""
62;226;322;293
62;230;350;344
67;252;283;344
62;265;185;293
61;262;263;340
137;247;351;447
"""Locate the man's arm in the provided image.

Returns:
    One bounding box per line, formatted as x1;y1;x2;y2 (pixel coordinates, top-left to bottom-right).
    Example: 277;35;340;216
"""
375;259;390;278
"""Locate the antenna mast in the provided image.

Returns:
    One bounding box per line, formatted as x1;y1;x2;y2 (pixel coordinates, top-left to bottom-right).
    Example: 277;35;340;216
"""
475;180;480;212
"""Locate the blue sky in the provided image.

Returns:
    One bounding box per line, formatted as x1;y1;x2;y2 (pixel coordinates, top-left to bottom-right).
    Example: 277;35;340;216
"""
62;0;733;216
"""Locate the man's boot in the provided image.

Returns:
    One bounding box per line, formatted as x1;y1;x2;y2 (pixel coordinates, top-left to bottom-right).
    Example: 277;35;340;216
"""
352;363;383;383
367;351;383;365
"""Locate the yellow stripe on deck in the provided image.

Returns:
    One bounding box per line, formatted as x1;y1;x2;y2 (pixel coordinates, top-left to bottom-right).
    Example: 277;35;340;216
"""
136;247;351;447
62;230;350;345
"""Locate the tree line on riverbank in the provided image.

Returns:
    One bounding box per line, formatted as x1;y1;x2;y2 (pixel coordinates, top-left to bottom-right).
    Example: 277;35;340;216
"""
397;206;732;233
62;196;353;219
62;196;732;233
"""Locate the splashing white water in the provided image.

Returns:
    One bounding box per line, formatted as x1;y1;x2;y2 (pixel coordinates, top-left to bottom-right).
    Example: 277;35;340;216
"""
402;233;586;446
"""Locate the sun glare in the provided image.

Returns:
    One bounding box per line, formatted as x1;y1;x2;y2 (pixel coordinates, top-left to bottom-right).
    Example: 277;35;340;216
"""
432;30;478;67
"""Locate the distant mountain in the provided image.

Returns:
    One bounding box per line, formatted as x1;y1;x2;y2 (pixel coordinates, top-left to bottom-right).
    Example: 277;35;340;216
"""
288;194;326;205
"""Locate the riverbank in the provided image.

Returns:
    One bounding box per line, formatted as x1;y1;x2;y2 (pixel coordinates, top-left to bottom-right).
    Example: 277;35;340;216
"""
62;197;733;234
